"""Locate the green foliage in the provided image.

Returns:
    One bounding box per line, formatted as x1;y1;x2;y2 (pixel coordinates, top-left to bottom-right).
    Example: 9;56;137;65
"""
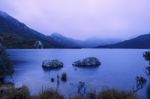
143;51;150;62
0;85;30;99
72;89;138;99
146;85;150;99
0;85;139;99
0;33;36;49
135;76;147;90
86;90;97;99
143;51;150;98
97;89;138;99
72;95;83;99
0;44;13;81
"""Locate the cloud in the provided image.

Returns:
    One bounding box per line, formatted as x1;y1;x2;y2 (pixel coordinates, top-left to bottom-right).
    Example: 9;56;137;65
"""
0;0;150;40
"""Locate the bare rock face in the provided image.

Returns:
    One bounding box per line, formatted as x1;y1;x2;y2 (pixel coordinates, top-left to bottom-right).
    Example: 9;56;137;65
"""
42;60;63;69
73;57;101;67
34;41;44;49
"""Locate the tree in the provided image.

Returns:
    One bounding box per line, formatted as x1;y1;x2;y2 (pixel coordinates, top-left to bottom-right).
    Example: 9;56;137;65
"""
143;51;150;75
143;51;150;65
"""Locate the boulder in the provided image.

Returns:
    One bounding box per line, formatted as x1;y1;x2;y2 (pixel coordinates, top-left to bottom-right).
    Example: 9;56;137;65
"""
42;60;63;69
73;57;101;67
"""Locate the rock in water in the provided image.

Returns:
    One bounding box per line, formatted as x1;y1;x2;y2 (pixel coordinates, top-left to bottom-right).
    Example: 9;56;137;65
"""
42;60;63;69
73;57;101;67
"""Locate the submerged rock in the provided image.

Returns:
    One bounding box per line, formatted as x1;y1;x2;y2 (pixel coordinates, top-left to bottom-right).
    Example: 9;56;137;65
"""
73;57;101;67
42;60;63;69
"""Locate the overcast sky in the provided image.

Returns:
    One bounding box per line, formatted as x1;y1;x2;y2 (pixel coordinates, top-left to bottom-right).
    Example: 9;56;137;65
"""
0;0;150;40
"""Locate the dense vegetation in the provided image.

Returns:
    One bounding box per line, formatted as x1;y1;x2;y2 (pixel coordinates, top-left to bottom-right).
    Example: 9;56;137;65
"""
143;51;150;99
0;11;66;48
0;43;13;81
0;85;138;99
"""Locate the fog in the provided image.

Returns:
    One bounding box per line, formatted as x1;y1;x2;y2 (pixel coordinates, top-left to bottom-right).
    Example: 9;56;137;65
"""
0;0;150;40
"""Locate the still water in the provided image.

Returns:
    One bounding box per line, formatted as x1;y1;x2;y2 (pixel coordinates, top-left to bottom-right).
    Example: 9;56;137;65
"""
6;49;148;98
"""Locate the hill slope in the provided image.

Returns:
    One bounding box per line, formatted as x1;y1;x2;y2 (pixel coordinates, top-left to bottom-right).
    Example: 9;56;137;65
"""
48;33;120;48
48;33;81;48
0;11;64;48
98;33;150;49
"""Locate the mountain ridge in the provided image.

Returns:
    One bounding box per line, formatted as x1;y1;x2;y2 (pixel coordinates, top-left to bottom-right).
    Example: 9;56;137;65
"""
48;33;120;48
1;11;150;49
0;11;65;48
97;33;150;49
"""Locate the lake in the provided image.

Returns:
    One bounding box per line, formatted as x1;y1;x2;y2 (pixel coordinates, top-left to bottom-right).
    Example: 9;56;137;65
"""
6;49;149;98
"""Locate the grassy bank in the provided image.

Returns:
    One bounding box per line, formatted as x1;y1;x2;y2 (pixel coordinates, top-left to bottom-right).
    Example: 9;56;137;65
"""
0;85;138;99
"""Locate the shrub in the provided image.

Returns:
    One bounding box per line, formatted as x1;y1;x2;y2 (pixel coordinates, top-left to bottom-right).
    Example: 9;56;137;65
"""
135;76;147;90
51;78;55;82
97;89;138;99
86;90;97;99
61;72;67;82
72;94;83;99
72;89;138;99
0;44;13;81
143;51;150;64
38;89;64;99
0;85;30;99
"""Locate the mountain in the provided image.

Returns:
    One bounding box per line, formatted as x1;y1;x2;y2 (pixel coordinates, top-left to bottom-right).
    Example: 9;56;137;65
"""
97;33;150;49
48;33;120;48
0;11;65;48
0;11;121;48
49;33;81;48
83;38;120;47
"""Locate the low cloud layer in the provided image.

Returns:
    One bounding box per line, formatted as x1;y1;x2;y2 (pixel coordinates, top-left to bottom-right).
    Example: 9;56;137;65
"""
0;0;150;40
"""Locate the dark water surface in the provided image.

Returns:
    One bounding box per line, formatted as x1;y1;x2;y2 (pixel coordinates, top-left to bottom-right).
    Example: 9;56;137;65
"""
6;49;148;98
